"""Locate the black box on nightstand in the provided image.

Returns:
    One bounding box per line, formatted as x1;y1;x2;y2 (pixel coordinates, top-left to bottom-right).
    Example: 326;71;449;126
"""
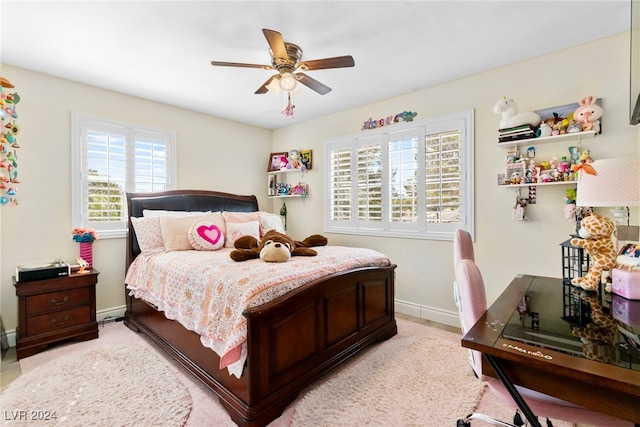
15;261;70;282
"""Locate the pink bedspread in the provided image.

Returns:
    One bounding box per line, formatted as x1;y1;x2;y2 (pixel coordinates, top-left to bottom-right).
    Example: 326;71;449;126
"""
125;246;391;377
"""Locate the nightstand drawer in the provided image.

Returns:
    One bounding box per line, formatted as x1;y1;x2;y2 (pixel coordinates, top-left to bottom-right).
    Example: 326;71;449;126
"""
25;287;90;316
26;306;91;336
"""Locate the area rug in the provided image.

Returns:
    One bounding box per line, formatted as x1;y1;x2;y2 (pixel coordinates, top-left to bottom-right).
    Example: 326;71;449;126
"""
1;345;192;427
290;331;484;426
7;319;491;426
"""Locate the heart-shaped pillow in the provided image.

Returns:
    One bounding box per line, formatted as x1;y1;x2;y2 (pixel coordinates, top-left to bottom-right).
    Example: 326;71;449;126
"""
188;222;225;251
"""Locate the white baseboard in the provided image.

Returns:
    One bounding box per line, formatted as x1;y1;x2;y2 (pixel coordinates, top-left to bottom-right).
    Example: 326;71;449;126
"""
395;299;460;328
3;305;127;349
97;305;126;323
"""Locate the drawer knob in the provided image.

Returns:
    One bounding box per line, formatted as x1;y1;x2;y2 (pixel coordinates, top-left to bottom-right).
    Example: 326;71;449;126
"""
50;296;70;306
50;316;69;326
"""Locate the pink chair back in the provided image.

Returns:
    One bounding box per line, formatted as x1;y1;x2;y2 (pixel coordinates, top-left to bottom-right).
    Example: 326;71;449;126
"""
455;258;487;378
454;229;475;265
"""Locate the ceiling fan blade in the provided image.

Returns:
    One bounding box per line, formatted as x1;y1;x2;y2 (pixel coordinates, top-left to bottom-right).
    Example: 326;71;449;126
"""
300;55;355;71
297;73;331;95
254;75;278;94
211;61;272;70
262;29;287;58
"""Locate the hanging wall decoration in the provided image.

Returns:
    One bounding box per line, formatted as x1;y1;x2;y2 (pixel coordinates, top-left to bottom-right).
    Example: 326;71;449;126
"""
1;76;20;207
361;111;418;130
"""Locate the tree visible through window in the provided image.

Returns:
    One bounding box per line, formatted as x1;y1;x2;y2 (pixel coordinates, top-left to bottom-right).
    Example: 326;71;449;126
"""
71;113;176;238
325;110;474;240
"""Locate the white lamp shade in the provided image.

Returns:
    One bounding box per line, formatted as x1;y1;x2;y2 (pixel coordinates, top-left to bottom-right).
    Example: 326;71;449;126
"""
266;76;281;95
576;158;640;207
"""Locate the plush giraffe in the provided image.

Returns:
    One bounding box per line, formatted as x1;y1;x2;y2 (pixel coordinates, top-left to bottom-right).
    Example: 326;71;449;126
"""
570;213;617;291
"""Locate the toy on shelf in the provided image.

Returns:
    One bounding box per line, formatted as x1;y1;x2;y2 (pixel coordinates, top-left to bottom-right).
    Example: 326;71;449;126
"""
493;96;541;129
574;96;603;134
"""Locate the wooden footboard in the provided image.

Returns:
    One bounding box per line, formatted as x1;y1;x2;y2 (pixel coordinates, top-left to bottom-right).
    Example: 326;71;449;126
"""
125;264;396;427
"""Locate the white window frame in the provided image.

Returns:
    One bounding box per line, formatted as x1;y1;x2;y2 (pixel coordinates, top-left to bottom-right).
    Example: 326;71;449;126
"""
71;112;176;239
324;109;474;241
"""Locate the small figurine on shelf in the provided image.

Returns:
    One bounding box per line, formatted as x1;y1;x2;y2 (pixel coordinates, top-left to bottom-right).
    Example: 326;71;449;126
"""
571;150;596;176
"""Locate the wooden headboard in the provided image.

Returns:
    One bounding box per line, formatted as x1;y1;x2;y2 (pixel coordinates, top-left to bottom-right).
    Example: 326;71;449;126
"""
125;189;258;267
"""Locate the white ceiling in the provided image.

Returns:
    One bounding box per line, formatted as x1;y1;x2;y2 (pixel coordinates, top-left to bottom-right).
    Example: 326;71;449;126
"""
0;1;632;129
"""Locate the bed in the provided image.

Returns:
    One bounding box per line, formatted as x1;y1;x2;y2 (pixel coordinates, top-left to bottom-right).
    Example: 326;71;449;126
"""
123;189;397;427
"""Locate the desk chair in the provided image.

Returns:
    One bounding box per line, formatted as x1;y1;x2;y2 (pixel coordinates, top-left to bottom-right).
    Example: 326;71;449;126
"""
454;255;634;427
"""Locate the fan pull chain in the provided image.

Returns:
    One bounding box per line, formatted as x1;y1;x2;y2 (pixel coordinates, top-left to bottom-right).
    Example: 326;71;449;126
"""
281;92;295;117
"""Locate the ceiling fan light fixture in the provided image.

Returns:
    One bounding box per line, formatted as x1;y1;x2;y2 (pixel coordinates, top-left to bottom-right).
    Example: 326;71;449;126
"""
279;72;297;92
266;76;281;95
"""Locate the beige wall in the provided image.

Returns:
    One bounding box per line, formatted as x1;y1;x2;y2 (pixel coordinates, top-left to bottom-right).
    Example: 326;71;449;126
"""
0;65;272;334
273;32;640;323
2;32;639;338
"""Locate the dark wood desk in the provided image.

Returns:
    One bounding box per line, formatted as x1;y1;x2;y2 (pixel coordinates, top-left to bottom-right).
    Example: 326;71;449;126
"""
461;274;640;425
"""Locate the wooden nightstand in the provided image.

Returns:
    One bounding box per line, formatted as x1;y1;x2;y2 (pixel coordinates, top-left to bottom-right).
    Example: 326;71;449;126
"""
14;269;99;359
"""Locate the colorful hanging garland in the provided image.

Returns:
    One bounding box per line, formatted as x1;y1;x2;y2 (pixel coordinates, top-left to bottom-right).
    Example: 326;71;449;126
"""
361;111;418;130
1;77;20;206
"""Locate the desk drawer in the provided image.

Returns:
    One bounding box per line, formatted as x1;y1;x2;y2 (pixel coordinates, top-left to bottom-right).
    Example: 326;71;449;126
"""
26;288;90;316
26;306;91;336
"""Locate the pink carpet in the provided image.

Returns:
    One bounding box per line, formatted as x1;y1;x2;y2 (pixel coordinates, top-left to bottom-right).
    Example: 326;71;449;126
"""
17;319;577;426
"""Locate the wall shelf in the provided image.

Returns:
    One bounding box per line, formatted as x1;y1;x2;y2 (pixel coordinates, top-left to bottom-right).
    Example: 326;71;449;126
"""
267;168;308;198
267;194;306;199
500;181;576;188
267;169;306;176
497;130;596;148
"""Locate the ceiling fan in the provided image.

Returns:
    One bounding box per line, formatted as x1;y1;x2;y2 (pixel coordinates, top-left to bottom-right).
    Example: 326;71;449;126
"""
211;29;355;96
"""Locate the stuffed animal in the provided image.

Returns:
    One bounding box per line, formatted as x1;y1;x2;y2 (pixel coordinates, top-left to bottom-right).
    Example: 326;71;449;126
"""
573;96;603;134
493;96;541;129
230;229;327;262
570;213;617;291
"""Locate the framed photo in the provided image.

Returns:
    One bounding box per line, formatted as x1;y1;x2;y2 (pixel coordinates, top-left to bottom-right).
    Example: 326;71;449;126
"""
300;149;312;170
268;152;288;172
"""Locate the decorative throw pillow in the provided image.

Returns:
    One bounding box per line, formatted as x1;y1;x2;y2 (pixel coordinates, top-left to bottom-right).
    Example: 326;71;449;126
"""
160;213;223;251
222;211;259;224
188;221;225;251
257;211;285;235
130;216;164;253
224;220;260;248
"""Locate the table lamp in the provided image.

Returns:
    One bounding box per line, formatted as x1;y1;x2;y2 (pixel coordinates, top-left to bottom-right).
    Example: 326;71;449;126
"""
576;157;640;241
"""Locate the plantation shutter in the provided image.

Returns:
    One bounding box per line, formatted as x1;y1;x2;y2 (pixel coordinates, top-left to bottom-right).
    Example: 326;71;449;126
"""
72;112;175;238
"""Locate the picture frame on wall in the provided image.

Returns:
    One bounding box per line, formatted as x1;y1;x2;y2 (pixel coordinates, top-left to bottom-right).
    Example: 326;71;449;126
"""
300;149;312;170
268;152;288;172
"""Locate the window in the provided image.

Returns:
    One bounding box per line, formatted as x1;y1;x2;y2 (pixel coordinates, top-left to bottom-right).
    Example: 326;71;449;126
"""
71;112;176;238
325;110;474;240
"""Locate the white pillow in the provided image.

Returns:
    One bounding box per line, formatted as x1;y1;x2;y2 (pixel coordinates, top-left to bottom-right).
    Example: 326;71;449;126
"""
160;213;223;251
257;211;285;235
130;216;164;253
188;221;225;251
224;220;260;248
143;209;211;217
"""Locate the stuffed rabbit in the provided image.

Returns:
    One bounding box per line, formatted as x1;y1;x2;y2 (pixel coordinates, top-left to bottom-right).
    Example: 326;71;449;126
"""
573;96;603;133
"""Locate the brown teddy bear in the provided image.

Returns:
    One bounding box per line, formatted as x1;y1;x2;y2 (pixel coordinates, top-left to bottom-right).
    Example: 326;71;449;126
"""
230;229;327;262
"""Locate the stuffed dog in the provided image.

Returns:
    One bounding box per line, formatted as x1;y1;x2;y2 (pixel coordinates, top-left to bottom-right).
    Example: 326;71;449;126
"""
230;229;327;262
